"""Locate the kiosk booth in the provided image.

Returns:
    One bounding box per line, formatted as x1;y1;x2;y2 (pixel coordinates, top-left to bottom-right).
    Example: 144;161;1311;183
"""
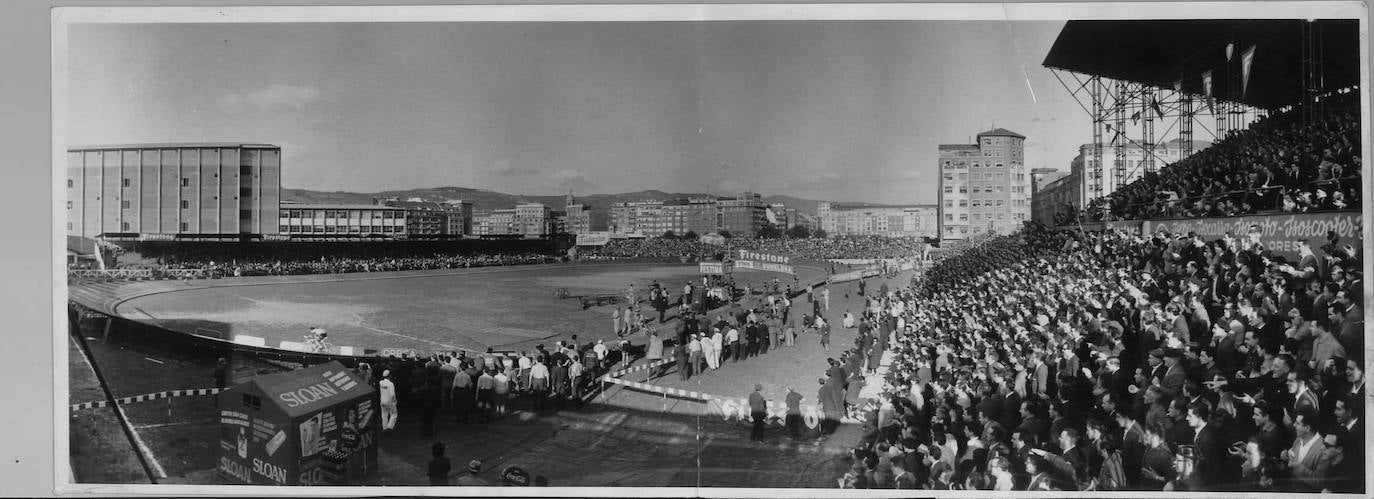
216;361;379;486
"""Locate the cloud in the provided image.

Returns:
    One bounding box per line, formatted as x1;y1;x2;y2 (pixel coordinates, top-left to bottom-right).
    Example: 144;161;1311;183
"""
714;178;751;194
778;172;843;190
549;168;591;188
488;159;537;176
218;84;322;111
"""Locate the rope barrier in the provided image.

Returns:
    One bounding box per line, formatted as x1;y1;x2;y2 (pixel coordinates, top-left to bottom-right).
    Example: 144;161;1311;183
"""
70;388;222;412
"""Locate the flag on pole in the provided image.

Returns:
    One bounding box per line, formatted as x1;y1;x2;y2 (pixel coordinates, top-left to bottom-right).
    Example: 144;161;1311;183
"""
1151;98;1164;119
1226;42;1235;61
1202;70;1213;97
1131;110;1141;124
1241;45;1256;97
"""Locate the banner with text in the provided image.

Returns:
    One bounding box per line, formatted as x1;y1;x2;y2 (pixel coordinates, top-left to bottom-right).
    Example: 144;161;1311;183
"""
575;232;612;246
736;250;790;265
1141;211;1361;261
699;261;733;275
733;260;795;275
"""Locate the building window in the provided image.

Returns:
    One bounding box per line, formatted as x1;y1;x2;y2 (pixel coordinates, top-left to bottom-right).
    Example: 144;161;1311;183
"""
121;222;130;231
66;201;72;210
67;222;73;230
240;165;252;175
180;222;188;231
121;200;130;209
181;178;189;187
180;200;189;209
67;179;73;188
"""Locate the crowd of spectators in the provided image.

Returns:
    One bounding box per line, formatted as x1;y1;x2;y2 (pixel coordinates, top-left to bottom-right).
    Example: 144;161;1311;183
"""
580;235;931;262
357;338;632;436
1084;105;1360;221
838;222;1363;492
113;252;560;278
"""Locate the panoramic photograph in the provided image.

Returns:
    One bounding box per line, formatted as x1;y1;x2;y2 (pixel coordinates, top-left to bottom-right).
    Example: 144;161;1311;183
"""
57;4;1367;496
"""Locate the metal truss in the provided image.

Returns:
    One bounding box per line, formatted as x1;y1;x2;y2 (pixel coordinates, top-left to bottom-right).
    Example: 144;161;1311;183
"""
1049;69;1261;205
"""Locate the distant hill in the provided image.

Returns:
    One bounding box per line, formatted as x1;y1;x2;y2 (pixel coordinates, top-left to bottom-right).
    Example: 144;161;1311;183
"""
281;186;851;218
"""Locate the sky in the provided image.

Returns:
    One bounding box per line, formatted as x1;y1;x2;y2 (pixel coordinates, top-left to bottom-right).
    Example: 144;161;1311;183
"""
67;19;1090;205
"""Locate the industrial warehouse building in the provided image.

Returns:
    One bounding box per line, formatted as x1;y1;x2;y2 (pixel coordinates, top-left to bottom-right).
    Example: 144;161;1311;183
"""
66;143;282;239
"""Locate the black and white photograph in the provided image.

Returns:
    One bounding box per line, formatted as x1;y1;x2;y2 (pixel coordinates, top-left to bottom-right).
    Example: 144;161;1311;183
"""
41;2;1370;496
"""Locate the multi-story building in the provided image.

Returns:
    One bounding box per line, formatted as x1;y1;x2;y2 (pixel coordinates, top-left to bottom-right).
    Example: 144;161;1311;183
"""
379;199;446;237
474;209;517;236
441;200;474;236
716;192;767;237
514;203;552;237
937;128;1031;242
66;142;282;239
1075;138;1212;207
1032;170;1082;226
816;202;938;238
662;197;718;236
277;203;408;236
563;192;592;235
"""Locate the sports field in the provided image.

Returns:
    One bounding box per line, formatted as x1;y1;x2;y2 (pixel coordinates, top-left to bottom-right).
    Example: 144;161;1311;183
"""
114;262;828;357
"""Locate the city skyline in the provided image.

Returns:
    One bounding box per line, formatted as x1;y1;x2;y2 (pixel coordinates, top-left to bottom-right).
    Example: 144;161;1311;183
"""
67;20;1089;206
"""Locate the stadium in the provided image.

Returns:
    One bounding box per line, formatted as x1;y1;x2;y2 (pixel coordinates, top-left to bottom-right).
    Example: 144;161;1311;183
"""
63;15;1365;494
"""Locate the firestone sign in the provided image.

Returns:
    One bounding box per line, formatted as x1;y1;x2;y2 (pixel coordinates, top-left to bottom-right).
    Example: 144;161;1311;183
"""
736;250;790;265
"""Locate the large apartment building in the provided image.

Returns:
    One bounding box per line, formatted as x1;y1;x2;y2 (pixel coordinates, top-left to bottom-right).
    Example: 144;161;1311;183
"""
937;128;1031;242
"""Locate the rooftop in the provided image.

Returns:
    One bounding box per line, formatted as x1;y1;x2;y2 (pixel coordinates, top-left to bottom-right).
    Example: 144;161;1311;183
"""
976;128;1026;139
68;142;279;151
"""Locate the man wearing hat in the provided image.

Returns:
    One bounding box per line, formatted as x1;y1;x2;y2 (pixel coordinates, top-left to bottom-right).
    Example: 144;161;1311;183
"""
454;459;490;486
1158;348;1186;400
748;383;768;444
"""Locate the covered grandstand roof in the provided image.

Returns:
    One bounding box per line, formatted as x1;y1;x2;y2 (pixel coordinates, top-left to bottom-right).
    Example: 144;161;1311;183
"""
1043;20;1360;110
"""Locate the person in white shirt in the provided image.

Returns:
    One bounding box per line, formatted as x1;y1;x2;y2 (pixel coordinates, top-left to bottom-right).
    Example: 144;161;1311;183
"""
710;328;724;369
529;357;551;411
517;352;533;391
702;330;719;370
725;326;741;363
378;370;398;430
492;369;510;417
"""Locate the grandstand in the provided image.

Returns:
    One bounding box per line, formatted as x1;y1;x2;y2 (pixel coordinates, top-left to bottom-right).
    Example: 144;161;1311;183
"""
830;19;1364;493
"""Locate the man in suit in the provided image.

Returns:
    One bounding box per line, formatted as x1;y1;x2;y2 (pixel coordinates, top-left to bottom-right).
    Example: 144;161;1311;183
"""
1285;409;1332;492
1158;348;1187;400
1187;402;1227;490
1288;370;1321;416
1115;411;1147;487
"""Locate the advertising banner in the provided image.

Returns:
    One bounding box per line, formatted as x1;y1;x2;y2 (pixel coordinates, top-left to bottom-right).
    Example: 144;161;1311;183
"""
736;250;790;265
733;260;794;275
706;397;824;431
699;261;733;275
828;270;865;284
575;232;611;246
1141;211;1361;261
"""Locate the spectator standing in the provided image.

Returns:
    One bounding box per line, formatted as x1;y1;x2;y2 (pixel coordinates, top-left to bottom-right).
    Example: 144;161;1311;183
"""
379;370;398;431
749;384;768;444
427;442;451;485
